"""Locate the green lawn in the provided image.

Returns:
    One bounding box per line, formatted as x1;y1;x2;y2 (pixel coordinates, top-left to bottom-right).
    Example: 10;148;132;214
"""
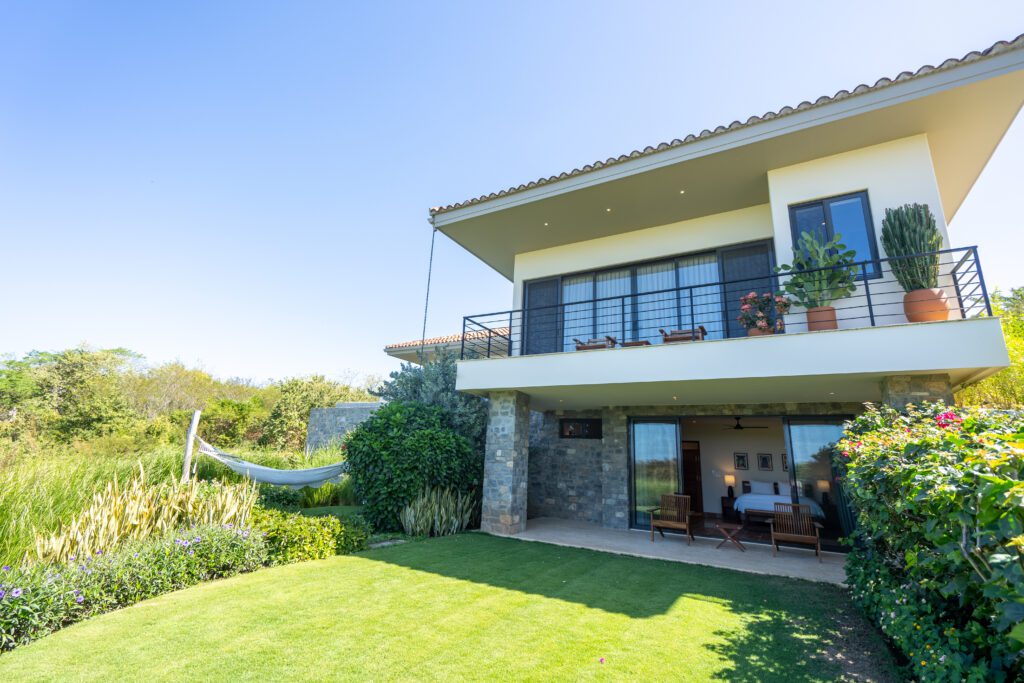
0;534;896;681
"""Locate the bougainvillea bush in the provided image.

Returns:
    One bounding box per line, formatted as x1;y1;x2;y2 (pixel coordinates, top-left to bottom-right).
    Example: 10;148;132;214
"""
0;523;267;651
837;403;1024;681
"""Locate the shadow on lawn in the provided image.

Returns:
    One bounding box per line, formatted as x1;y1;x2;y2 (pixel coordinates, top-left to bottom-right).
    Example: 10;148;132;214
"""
363;534;894;681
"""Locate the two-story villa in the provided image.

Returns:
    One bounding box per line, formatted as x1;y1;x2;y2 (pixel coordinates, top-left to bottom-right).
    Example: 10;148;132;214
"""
421;35;1022;552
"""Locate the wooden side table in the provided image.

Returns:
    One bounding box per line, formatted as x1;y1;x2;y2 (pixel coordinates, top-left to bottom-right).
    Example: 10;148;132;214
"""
720;496;736;522
715;521;746;551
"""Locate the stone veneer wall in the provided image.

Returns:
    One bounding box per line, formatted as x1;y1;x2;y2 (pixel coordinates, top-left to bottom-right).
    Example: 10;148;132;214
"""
481;391;531;535
305;402;381;452
880;374;955;409
526;401;865;530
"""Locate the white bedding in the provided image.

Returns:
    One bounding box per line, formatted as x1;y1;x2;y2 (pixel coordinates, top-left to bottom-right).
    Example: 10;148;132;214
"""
733;493;824;519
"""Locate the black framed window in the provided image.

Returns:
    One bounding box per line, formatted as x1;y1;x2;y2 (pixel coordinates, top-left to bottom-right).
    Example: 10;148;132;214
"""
521;240;775;354
788;191;879;278
559;419;602;439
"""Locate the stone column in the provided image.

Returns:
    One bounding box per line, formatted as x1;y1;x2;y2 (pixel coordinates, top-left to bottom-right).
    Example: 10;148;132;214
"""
880;374;955;409
600;407;629;529
481;391;530;535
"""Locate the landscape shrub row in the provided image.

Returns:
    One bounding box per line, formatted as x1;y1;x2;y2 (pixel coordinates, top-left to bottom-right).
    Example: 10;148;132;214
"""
250;507;369;563
0;524;267;651
0;506;370;653
838;403;1024;681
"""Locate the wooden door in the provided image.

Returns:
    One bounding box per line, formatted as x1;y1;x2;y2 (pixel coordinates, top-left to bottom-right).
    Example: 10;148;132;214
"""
681;440;703;514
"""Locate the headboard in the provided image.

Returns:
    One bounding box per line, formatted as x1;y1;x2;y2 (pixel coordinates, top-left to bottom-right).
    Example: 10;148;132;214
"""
741;480;781;495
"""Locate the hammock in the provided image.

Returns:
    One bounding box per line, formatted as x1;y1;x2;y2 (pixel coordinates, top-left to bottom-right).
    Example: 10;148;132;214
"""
195;437;348;489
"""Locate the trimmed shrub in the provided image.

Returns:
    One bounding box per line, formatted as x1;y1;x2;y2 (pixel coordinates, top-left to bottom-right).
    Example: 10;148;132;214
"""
837;403;1024;681
0;524;266;651
250;507;368;563
345;401;481;531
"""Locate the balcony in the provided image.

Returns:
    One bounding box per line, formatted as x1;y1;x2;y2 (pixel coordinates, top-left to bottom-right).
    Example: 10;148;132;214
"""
456;247;1008;409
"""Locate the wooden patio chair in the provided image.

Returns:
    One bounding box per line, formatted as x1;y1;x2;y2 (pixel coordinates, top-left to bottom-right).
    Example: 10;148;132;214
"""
650;494;693;545
572;336;617;351
659;326;708;343
768;502;823;562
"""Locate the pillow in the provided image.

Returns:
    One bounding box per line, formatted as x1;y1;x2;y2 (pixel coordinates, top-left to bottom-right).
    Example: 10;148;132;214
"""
750;480;774;495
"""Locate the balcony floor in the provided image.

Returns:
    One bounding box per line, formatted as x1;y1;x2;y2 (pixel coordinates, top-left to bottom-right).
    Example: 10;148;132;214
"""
511;517;847;585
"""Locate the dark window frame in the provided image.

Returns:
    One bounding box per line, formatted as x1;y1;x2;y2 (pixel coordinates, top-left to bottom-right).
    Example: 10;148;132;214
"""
521;240;776;344
787;190;880;280
559;418;602;439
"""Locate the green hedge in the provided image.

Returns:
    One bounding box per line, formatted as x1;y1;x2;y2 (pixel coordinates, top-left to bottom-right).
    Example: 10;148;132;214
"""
345;401;481;531
838;403;1024;681
250;507;368;564
0;524;267;651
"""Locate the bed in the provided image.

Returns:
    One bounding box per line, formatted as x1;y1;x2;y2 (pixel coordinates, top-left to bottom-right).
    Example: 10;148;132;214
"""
734;480;825;520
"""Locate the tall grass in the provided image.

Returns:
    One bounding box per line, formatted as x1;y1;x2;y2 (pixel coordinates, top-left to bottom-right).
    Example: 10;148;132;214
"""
0;440;347;565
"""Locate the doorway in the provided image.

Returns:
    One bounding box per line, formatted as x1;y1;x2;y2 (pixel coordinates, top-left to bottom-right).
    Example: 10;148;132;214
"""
681;440;703;514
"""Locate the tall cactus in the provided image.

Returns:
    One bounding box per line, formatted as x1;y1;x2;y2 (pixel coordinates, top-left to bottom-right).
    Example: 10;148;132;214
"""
881;203;942;291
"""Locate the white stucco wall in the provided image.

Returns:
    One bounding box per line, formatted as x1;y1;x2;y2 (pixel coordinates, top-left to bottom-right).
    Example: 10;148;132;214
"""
511;204;773;310
767;135;954;331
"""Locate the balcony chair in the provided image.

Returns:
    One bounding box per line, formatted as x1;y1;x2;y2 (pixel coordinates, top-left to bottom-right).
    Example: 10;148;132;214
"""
768;502;823;562
572;336;617;351
650;494;693;545
659;326;708;343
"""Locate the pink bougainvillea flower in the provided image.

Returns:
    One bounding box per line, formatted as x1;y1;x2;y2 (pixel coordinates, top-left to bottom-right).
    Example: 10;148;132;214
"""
599;658;605;664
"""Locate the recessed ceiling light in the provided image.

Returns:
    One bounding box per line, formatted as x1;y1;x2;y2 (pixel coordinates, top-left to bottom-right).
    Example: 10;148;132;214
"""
543;222;549;226
829;392;835;396
605;208;612;212
672;396;678;401
679;190;686;194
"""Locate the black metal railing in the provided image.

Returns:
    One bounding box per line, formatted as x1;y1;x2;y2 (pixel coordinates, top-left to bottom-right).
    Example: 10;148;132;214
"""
460;247;992;360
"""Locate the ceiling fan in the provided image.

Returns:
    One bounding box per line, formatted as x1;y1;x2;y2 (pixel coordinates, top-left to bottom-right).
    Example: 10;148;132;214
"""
724;417;768;430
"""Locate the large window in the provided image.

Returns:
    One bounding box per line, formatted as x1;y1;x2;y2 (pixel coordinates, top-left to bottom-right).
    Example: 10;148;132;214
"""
788;191;879;278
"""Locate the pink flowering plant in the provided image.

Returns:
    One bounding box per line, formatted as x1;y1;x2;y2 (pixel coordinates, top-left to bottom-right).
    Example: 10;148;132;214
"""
736;291;791;332
836;403;1024;681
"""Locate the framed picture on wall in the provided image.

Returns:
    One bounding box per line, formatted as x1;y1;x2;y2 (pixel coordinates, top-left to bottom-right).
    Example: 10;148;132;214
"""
757;453;773;471
734;452;749;470
781;452;788;471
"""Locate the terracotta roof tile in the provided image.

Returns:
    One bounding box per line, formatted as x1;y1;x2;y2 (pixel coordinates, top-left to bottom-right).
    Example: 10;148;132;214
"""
429;33;1024;217
385;328;511;350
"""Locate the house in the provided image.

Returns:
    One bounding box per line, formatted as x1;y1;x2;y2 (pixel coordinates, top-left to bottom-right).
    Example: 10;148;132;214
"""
423;35;1023;549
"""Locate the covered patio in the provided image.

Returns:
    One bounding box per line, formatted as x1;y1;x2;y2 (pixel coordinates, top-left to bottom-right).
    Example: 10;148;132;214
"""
512;517;847;585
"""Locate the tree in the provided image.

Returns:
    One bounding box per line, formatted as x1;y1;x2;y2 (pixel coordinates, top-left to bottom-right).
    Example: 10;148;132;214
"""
958;288;1024;408
258;376;375;450
373;351;488;452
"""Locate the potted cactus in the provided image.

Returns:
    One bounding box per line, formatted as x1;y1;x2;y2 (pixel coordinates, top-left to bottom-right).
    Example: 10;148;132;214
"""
776;232;859;331
880;203;948;322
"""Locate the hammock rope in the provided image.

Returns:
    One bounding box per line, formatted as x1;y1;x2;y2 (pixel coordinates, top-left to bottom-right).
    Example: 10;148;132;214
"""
195;436;347;489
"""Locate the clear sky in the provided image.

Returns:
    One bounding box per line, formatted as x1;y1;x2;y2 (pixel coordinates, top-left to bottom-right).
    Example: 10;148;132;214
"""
2;2;1023;383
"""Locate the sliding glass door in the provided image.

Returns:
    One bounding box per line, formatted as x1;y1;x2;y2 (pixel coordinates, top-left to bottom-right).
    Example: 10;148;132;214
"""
630;420;681;529
784;419;853;546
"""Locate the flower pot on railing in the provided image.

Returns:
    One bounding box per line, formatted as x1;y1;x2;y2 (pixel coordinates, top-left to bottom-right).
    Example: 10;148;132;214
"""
746;327;774;337
903;288;950;323
806;306;838;331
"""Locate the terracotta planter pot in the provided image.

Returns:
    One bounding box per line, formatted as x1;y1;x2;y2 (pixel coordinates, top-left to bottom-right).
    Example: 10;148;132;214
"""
806;306;838;331
904;288;950;323
746;327;774;337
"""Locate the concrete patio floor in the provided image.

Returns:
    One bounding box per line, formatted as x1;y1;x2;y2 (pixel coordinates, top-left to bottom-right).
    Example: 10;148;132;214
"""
511;517;847;585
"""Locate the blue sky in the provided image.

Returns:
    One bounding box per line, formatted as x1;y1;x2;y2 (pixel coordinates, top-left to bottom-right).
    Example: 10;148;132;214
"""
2;2;1022;382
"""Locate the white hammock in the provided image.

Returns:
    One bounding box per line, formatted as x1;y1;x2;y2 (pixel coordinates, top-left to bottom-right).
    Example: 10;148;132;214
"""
196;437;347;489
